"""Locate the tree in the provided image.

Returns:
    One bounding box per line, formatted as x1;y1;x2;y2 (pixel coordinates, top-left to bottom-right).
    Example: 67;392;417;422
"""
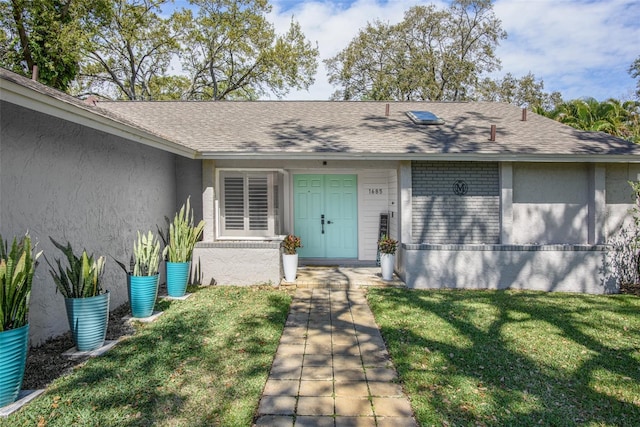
630;55;640;100
325;0;506;101
474;72;563;110
0;0;107;91
75;0;179;100
539;98;640;143
174;0;319;100
324;21;399;100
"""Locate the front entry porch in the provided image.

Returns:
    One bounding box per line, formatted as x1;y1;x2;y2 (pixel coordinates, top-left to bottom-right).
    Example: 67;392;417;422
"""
283;266;405;289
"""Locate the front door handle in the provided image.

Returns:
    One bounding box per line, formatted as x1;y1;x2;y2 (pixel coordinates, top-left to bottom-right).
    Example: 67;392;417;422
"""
327;220;333;224
321;214;325;234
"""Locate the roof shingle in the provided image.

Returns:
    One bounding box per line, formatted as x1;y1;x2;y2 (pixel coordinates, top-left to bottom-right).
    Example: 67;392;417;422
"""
97;100;640;159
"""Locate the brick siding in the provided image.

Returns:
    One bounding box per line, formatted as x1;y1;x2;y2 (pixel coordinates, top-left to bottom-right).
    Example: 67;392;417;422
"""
412;161;500;244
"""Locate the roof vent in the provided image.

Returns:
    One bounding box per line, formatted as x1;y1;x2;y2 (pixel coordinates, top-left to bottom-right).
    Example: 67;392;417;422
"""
406;111;444;125
489;124;496;141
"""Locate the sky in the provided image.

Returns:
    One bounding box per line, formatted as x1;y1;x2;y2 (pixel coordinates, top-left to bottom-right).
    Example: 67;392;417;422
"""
168;0;640;102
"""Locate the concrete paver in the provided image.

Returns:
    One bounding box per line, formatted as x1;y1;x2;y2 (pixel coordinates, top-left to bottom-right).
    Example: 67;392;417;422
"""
255;287;416;426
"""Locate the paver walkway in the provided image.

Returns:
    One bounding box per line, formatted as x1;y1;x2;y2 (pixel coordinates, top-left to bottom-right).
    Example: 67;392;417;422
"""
255;288;417;427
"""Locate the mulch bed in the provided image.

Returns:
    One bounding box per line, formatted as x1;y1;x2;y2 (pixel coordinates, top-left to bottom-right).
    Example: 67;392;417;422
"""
21;303;135;390
621;282;640;297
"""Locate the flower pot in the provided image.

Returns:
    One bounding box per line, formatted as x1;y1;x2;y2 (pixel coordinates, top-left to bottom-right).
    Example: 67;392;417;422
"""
128;274;159;318
380;253;395;281
166;261;190;297
65;292;110;352
283;254;298;282
0;324;29;407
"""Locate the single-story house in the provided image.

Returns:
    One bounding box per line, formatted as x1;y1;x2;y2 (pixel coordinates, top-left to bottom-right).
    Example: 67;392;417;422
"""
2;68;640;345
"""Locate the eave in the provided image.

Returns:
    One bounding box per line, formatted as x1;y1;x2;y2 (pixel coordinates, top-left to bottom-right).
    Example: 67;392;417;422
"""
0;78;198;159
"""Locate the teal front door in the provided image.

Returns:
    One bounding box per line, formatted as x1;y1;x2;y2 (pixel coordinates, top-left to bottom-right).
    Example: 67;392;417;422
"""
294;174;358;259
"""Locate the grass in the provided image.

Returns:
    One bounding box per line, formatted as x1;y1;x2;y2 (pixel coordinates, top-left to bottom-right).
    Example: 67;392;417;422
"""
367;288;640;426
1;285;292;427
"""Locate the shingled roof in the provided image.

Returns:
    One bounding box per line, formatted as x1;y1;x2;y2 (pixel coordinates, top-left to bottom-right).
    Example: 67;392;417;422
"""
97;100;640;161
3;67;640;161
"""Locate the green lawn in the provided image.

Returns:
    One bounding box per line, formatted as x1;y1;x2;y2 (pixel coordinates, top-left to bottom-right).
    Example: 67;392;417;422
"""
1;286;292;427
367;288;640;426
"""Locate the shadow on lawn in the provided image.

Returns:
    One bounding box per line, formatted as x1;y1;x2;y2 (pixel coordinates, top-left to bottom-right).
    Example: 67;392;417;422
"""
369;288;640;426
20;287;290;427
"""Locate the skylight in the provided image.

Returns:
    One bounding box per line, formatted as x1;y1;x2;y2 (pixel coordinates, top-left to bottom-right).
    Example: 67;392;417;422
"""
406;110;445;125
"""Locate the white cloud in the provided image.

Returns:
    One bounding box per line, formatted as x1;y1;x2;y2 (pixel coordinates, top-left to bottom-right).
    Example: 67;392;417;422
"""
269;0;640;101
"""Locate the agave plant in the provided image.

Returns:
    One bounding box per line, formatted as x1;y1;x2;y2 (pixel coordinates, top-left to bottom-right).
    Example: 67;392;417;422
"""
47;238;105;299
163;197;205;263
0;234;41;331
115;231;161;276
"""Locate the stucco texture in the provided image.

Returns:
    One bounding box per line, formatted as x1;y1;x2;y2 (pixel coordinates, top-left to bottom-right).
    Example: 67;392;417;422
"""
401;245;614;294
1;102;178;345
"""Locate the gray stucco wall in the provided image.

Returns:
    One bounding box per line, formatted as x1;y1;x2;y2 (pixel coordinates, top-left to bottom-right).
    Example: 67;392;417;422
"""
512;163;589;244
399;244;615;294
1;102;177;346
412;161;500;244
176;156;203;225
193;242;281;286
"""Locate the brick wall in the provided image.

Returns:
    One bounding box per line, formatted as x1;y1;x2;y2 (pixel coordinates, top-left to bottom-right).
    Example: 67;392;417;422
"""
412;161;500;244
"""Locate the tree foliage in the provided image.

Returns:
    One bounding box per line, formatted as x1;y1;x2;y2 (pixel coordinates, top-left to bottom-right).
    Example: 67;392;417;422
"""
536;97;640;143
630;55;640;100
0;0;108;91
174;0;318;100
475;72;563;110
76;0;179;100
1;0;318;100
325;0;506;101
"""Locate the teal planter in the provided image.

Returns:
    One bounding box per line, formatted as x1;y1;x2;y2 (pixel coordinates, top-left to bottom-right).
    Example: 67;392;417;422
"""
166;261;190;297
65;292;110;352
0;324;29;407
128;274;159;318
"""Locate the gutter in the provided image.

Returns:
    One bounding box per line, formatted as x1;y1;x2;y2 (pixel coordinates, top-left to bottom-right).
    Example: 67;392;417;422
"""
197;151;640;163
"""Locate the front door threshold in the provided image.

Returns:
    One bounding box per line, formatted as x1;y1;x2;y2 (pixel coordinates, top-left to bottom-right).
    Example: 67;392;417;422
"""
300;258;373;267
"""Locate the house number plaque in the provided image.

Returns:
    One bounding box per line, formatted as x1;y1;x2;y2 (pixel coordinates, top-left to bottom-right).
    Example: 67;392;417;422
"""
453;180;468;196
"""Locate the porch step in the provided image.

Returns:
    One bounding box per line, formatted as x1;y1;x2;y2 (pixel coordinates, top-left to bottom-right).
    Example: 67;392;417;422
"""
280;266;405;289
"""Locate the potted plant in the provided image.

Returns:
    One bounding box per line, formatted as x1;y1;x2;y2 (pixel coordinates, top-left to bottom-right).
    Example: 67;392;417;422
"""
378;235;398;281
281;234;302;283
163;197;205;297
0;233;40;407
115;231;161;318
47;238;109;352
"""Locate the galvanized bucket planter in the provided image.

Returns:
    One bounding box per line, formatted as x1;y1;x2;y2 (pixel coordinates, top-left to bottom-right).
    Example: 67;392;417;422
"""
65;291;110;352
0;324;29;407
128;274;159;318
166;261;190;297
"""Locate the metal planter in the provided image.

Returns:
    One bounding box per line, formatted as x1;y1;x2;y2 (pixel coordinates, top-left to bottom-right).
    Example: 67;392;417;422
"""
0;324;29;407
166;261;190;297
128;274;159;318
65;292;110;351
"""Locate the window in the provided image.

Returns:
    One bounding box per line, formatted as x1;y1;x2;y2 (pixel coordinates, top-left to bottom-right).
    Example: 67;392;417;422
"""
219;171;282;237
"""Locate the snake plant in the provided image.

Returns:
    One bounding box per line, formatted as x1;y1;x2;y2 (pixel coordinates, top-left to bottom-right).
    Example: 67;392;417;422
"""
115;231;161;276
163;197;205;263
0;234;41;331
47;238;105;299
